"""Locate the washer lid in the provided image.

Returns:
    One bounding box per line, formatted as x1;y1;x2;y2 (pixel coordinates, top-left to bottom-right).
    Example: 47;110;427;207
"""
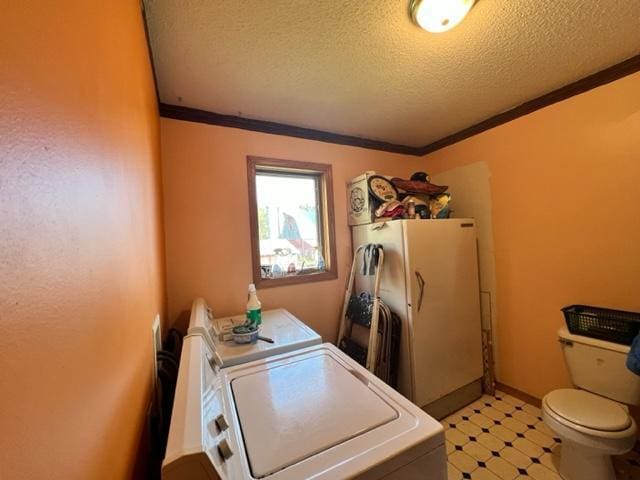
545;389;631;432
231;353;398;478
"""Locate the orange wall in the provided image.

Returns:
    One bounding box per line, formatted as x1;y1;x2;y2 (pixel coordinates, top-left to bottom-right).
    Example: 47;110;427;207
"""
160;119;427;341
424;72;640;399
0;2;164;479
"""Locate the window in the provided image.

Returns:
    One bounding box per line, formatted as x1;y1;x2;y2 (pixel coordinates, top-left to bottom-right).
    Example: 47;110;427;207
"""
247;156;337;288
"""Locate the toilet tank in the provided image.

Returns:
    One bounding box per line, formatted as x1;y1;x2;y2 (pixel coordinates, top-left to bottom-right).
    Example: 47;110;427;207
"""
559;327;640;405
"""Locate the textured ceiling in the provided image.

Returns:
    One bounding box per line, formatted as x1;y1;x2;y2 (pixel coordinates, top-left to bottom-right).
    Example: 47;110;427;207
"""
144;0;640;148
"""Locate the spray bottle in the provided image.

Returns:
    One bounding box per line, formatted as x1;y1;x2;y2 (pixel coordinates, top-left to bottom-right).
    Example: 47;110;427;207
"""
246;283;262;326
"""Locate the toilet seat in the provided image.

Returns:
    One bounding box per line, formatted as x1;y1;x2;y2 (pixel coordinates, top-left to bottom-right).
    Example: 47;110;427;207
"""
544;389;631;432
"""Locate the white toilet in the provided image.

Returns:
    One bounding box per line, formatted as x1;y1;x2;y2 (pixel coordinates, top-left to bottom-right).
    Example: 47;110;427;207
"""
542;327;640;480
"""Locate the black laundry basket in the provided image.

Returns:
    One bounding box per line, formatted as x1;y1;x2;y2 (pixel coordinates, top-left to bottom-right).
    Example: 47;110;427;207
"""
562;305;640;345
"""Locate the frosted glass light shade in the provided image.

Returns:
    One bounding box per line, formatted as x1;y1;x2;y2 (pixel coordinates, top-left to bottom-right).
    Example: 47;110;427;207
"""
411;0;476;33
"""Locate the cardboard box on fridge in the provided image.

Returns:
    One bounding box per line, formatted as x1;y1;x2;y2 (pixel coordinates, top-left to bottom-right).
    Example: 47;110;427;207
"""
347;171;392;226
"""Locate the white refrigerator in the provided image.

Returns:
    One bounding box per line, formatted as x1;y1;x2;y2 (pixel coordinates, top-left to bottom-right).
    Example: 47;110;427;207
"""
352;219;483;417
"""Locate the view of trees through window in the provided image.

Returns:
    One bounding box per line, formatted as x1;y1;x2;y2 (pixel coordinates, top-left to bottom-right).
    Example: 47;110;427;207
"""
255;172;325;279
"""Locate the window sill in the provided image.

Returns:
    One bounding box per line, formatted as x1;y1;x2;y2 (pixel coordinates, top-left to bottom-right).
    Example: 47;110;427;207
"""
254;269;338;289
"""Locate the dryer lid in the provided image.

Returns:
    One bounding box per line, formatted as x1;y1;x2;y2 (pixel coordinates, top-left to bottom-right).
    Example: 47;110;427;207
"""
545;389;631;432
213;309;321;367
231;353;398;478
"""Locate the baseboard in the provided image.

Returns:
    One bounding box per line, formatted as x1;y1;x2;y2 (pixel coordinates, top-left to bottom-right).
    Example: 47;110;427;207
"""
495;382;542;408
423;379;483;420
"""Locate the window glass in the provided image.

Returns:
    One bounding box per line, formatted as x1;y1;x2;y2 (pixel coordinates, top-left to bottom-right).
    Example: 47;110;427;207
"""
255;173;325;279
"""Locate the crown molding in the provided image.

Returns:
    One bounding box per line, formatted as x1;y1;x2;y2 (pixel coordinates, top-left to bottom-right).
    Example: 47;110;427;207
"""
159;103;424;156
416;53;640;155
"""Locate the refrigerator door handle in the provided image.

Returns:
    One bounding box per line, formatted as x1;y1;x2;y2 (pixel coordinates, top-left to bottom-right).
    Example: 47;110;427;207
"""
415;271;426;312
371;222;388;231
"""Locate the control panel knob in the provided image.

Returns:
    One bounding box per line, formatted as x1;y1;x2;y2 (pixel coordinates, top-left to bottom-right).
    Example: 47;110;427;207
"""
215;414;229;431
217;438;233;460
206;352;223;370
206;353;216;369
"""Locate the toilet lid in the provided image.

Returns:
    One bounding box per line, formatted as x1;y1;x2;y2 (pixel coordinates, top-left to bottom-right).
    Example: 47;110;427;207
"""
545;389;631;432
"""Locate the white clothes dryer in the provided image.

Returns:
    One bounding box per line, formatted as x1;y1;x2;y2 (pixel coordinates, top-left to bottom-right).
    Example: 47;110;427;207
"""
188;297;322;368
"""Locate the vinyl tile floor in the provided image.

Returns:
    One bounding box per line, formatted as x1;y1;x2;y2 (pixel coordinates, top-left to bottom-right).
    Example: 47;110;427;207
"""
443;391;640;480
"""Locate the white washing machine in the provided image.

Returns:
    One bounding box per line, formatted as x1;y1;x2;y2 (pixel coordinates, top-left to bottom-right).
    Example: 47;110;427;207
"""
188;297;322;367
162;334;446;480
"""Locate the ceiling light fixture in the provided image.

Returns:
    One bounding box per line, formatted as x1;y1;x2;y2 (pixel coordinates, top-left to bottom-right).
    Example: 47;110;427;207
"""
410;0;476;33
